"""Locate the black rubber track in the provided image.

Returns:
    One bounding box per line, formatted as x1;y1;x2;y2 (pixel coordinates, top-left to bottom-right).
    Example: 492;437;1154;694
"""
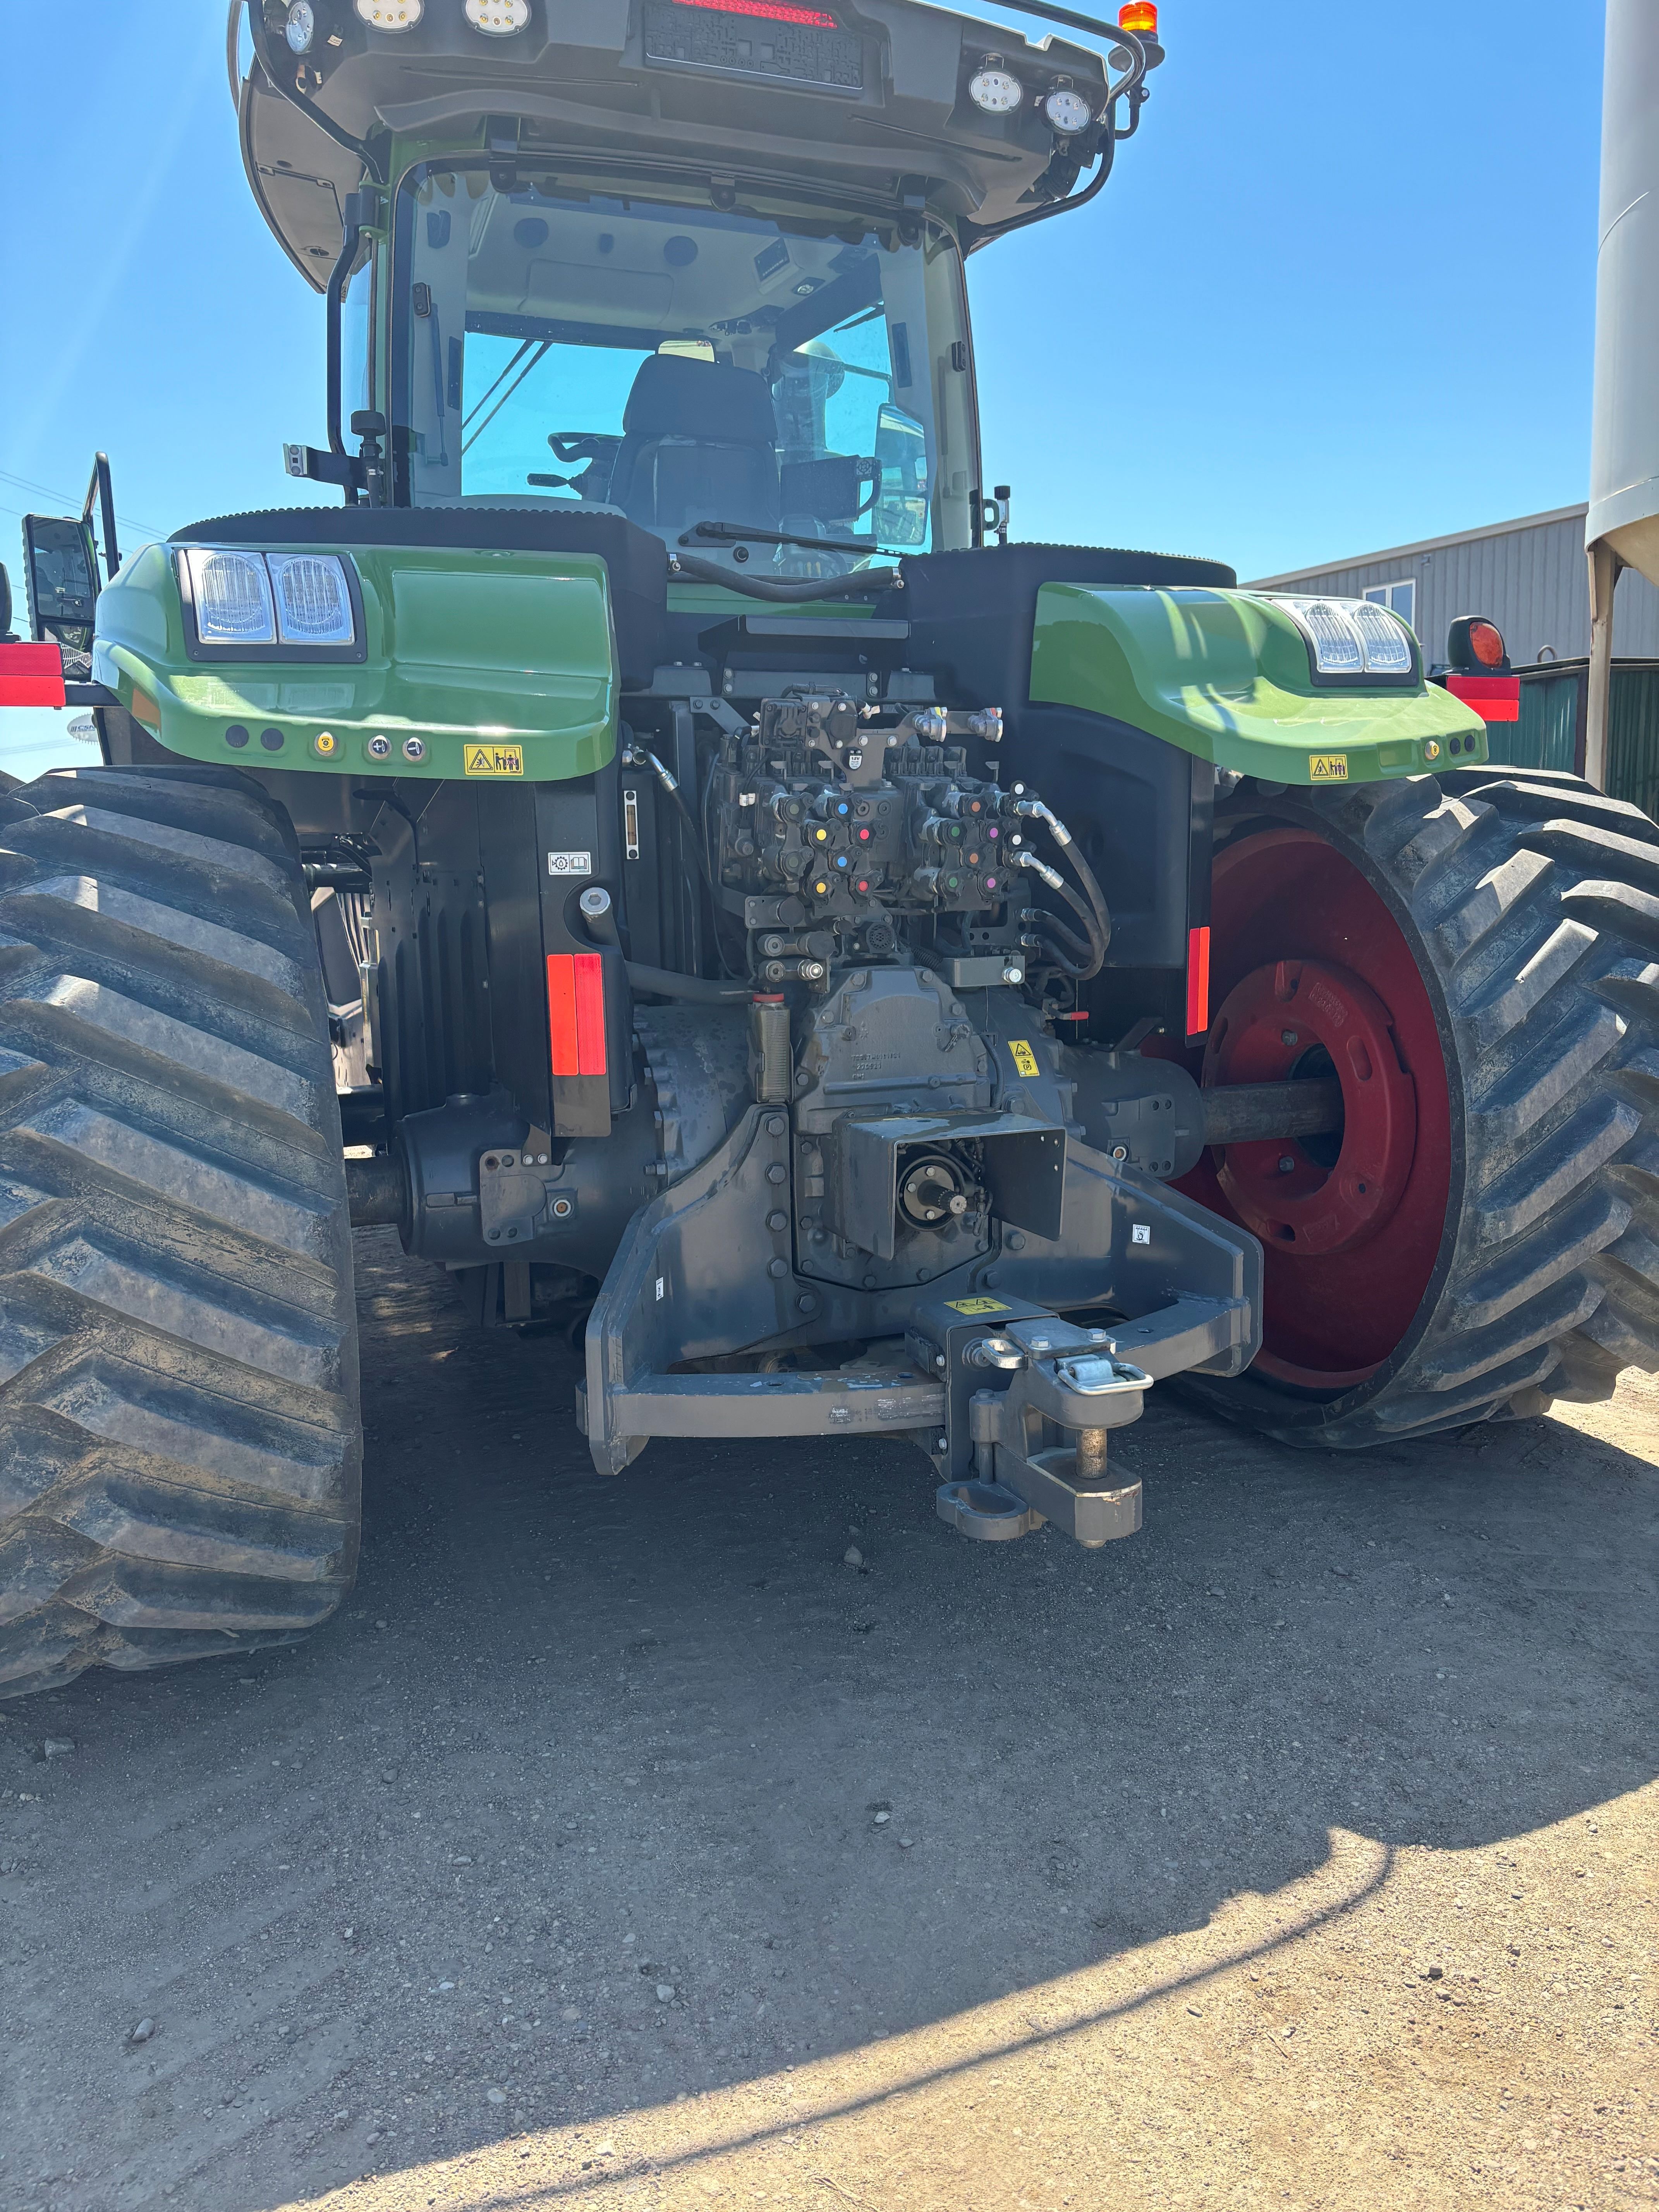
1187;767;1659;1446
0;764;360;1698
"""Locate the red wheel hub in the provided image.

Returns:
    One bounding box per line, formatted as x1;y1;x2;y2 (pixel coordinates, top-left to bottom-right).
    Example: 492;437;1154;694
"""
1177;826;1452;1392
1203;958;1417;1256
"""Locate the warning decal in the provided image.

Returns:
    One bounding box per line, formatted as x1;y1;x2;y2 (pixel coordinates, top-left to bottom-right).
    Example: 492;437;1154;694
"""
946;1297;1010;1316
1007;1039;1041;1078
1308;752;1349;783
464;742;525;778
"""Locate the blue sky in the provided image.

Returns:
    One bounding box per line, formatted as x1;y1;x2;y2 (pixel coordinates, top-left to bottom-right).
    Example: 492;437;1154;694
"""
2;0;1606;777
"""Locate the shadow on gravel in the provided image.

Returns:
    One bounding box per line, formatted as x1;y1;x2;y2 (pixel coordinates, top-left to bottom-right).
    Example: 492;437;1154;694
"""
4;1227;1654;2208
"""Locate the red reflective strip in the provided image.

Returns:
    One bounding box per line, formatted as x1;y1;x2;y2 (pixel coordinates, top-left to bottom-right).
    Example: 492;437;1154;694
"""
1186;924;1211;1039
1445;673;1520;723
672;0;837;23
546;955;580;1078
0;641;65;709
572;951;607;1077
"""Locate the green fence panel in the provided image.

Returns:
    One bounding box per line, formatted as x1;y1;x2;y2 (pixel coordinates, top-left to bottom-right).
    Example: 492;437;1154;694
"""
1608;668;1659;823
1499;674;1580;772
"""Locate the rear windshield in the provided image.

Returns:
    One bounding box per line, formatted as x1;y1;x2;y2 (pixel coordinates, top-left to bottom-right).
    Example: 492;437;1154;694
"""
391;170;977;573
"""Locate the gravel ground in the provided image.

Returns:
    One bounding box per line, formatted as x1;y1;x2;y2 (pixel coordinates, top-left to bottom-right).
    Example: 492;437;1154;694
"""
0;1226;1654;2212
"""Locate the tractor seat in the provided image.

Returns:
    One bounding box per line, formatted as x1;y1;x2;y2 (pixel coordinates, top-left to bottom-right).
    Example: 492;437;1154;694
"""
608;354;780;543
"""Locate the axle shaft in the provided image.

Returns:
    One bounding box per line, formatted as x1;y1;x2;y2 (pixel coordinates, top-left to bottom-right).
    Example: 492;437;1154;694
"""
1200;1078;1344;1147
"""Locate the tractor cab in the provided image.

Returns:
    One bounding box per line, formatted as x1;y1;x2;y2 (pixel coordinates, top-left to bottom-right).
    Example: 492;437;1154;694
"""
242;0;1156;570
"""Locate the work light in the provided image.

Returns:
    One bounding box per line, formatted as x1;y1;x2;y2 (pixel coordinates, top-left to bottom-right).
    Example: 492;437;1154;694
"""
268;554;356;646
465;0;529;29
185;551;277;646
968;57;1023;113
1043;82;1093;133
1349;601;1413;675
285;1;316;52
1269;596;1415;680
354;0;423;27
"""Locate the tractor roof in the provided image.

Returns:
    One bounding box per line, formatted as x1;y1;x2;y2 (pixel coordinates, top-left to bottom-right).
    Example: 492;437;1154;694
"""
233;0;1129;288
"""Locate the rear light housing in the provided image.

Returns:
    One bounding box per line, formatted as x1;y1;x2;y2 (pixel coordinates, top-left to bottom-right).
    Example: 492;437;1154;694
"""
1444;615;1511;675
1265;595;1419;685
175;546;364;663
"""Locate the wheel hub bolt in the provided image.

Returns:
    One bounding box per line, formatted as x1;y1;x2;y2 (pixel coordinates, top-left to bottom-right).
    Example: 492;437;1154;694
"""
1281;1029;1299;1046
1278;1156;1296;1173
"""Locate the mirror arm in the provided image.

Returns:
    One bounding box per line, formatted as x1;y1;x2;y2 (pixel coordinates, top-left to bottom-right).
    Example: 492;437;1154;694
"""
82;454;119;585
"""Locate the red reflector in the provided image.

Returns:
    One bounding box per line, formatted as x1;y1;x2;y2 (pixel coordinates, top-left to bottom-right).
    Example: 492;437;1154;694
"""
1445;673;1520;723
572;952;607;1077
0;641;66;710
1186;924;1211;1039
671;0;837;23
547;953;607;1079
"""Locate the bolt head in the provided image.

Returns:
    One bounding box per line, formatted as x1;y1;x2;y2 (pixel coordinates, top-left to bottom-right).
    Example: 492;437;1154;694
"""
1280;1029;1298;1047
1278;1156;1296;1173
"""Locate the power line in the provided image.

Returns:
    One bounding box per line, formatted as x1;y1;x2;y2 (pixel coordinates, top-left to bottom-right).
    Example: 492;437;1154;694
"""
0;467;167;539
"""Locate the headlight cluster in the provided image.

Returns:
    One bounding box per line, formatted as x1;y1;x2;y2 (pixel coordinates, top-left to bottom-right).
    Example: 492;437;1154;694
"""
1267;595;1415;680
967;55;1096;134
182;549;357;651
336;0;532;29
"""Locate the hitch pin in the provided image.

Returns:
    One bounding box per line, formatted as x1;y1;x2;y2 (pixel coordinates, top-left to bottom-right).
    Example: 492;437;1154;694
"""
967;1334;1026;1371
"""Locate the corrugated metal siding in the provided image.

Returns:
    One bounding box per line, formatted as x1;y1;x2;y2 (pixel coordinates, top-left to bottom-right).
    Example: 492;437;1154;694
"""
1249;515;1659;665
1609;668;1659;821
1497;673;1581;772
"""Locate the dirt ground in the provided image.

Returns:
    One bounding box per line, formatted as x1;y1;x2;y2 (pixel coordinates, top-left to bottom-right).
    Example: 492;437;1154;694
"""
1;1225;1654;2212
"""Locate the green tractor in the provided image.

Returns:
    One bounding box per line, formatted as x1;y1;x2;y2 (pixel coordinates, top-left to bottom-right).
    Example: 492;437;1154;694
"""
2;0;1655;1701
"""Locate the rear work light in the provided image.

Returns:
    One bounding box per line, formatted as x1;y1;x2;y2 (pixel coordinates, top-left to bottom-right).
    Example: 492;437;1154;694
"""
671;0;839;23
1267;595;1416;681
185;549;276;645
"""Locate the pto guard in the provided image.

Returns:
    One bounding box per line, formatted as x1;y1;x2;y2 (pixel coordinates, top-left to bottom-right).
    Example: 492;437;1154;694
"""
577;1103;1263;1547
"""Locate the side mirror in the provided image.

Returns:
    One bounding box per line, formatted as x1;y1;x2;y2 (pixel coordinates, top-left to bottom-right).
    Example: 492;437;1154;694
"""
22;514;99;650
872;403;930;548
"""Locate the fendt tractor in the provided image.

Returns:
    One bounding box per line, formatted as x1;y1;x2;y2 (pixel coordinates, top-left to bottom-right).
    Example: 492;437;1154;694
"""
2;0;1657;1702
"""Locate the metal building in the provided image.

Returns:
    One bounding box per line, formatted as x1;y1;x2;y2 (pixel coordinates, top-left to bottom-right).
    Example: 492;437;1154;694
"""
1246;503;1659;670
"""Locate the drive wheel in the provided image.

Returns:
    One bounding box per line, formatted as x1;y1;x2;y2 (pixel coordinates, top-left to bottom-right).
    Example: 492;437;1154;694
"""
0;764;360;1698
1180;768;1659;1444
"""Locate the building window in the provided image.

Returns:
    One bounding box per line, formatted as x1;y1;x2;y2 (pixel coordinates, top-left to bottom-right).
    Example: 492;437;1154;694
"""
1364;579;1417;633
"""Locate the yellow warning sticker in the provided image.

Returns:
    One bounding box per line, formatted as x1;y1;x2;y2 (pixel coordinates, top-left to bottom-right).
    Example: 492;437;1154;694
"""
946;1297;1010;1316
1309;752;1349;783
1008;1039;1041;1078
464;742;525;778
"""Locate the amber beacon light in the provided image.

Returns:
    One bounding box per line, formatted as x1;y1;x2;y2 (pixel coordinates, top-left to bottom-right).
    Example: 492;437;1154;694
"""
1118;2;1158;32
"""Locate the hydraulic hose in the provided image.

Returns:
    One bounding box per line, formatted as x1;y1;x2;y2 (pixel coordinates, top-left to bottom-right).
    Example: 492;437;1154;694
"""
627;745;723;898
625;963;752;1005
669;553;901;604
1015;799;1113;963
